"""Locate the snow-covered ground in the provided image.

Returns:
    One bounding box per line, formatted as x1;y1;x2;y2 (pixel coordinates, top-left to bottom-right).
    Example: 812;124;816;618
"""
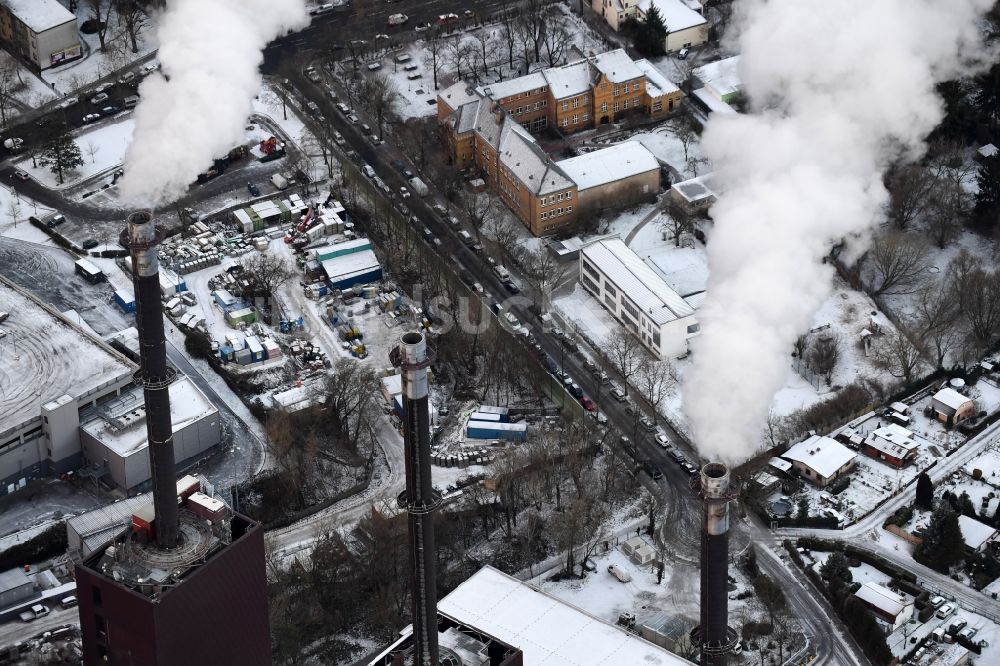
16;115;134;189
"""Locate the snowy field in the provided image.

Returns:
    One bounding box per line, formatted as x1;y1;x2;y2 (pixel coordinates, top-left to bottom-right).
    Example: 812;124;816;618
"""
16;116;134;189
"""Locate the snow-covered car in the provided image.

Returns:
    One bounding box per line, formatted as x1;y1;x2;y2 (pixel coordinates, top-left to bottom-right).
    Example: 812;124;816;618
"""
89;92;109;105
305;67;321;83
388;13;408;26
655;432;669;447
13;169;28;181
118;71;136;85
140;61;161;76
413;22;430;32
82;113;101;123
610;387;626;401
57;96;79;109
437;13;459;26
94;82;114;94
348;114;360;124
399;186;410;199
677;48;690;60
333;131;345;145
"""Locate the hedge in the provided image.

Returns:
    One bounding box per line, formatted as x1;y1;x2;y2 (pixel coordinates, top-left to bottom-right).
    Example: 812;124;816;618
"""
0;523;67;571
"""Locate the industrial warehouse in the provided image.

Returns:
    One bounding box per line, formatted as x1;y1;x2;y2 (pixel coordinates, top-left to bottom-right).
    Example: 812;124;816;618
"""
0;276;219;495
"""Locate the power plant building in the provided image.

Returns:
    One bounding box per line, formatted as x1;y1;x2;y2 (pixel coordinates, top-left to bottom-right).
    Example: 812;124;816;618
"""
0;277;135;495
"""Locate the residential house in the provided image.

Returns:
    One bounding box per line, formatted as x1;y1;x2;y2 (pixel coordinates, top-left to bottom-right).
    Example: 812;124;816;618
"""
931;388;975;426
854;582;914;631
781;435;857;487
958;515;998;553
592;0;709;53
862;423;919;468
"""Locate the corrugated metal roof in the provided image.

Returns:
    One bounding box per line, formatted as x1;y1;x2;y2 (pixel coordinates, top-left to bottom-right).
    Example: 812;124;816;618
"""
581;238;694;325
68;494;152;556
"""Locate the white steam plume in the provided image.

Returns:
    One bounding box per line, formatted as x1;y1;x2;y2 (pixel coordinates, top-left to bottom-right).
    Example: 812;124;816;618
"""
120;0;309;206
683;0;992;463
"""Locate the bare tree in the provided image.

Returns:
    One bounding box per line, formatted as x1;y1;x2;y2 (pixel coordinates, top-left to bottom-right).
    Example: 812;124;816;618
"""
607;324;642;397
5;197;20;229
658;199;694;247
516;0;548;68
950;252;1000;354
522;246;567;313
0;57;19;127
84;0;114;51
636;358;673;422
116;0;150;53
807;334;840;385
471;27;497;81
541;23;570;67
237;252;293;301
362;71;400;140
423;29;446;90
911;278;961;369
446;39;477;83
674;115;698;164
85;141;100;164
864;232;930;297
462;189;498;242
872;327;925;384
886;164;935;230
499;18;520;74
487;212;524;266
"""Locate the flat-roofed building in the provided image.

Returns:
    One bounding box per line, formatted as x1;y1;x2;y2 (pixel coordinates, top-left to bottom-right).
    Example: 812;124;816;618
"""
0;0;81;70
579;237;699;358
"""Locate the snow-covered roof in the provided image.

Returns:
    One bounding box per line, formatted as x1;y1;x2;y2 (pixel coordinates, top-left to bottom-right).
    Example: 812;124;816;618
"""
439;81;480;111
498;123;573;195
321;249;380;282
782;435;856;480
683;291;706;309
543;60;594;99
769;457;793;473
692;87;737;115
480;72;548;101
932;387;972;412
0;567;31;594
556;142;659;191
979;143;998;158
693;56;742;98
865;424;919;459
80;377;218;458
581;238;695;325
855;582;911;619
590;49;644;83
638;0;707;32
381;373;402;397
958;514;997;550
0;278;135;439
438;566;693;665
2;0;76;33
633;58;680;97
671;172;720;203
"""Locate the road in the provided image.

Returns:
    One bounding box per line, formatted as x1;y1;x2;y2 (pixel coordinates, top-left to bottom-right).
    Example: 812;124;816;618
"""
280;51;870;664
0;611;77;651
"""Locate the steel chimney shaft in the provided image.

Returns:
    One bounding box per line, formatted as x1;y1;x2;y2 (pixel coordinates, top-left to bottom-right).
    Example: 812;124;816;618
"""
699;462;732;666
123;211;179;549
398;332;439;666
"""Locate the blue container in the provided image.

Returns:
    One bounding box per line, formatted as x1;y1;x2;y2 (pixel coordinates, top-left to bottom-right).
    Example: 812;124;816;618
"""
113;289;135;314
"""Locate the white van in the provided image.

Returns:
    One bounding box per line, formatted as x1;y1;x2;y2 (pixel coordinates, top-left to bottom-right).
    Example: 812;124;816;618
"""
270;173;289;190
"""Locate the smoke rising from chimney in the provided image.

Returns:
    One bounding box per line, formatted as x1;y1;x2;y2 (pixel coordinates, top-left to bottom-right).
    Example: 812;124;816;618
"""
683;0;992;463
120;0;308;206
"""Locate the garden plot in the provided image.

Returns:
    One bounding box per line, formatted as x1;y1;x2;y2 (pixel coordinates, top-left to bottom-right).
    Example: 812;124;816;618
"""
803;551;894;587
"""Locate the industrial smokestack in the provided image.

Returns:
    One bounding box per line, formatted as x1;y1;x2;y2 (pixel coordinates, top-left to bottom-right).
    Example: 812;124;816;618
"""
393;332;439;665
695;462;737;666
121;211;179;549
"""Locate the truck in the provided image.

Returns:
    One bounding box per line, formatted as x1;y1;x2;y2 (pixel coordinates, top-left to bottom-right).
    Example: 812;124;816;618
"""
19;604;50;622
407;176;428;197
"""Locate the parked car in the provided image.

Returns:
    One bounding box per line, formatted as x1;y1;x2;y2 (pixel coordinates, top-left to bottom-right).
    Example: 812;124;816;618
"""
305;66;321;82
335;102;350;114
928;596;945;609
247;182;260;196
82;238;99;249
47;214;66;228
13;169;29;181
361;122;372;134
580;395;596;411
568;382;583;399
139;61;161;76
655;431;669;447
95;82;114;94
680;460;699;475
100;105;121;117
437;12;459;26
118;71;136;85
414;22;430;32
644;461;664;480
937;603;956;618
83;113;101;123
610;387;627;401
677;47;690;60
348;113;360;124
57;96;79;109
362;164;376;178
90;92;109;105
502;279;520;294
333;130;346;145
640;415;656;432
399;186;411;199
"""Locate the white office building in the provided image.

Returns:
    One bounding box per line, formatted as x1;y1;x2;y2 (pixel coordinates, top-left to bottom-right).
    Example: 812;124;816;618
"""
579;237;700;359
0;0;81;70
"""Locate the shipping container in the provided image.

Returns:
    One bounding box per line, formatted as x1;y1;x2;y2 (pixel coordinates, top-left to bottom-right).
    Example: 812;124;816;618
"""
235;348;253;365
262;339;281;360
313;238;372;262
131;504;156;538
176;475;201;501
469;412;502;422
213;289;237;310
224;333;244;349
466;420;526;442
226;307;257;325
245;336;265;361
75;259;104;283
477;405;509;421
113;289;136;313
